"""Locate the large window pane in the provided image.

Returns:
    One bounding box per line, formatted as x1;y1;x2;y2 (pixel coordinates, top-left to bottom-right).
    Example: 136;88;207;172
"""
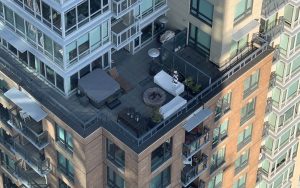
151;138;172;171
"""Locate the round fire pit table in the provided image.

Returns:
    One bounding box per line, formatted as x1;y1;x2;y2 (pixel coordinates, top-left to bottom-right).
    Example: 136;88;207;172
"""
143;87;166;107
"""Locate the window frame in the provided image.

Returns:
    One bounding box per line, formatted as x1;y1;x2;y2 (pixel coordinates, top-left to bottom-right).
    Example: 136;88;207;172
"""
190;0;214;26
55;124;73;153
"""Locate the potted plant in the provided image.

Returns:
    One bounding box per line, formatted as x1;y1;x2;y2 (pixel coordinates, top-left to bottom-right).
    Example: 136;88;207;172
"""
184;77;194;88
151;108;163;124
190;83;201;95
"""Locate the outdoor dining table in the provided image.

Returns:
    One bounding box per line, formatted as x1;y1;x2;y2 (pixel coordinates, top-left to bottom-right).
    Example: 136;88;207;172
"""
117;108;149;137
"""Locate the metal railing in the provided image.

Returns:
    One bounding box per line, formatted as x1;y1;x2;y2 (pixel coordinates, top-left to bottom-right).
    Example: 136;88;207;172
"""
269;72;276;89
134;35;270;147
0;133;50;176
11;140;51;176
0;29;270;150
181;154;208;187
262;17;285;43
183;128;209;158
1;159;49;188
111;0;140;18
111;19;140;49
8;113;49;149
261;0;289;19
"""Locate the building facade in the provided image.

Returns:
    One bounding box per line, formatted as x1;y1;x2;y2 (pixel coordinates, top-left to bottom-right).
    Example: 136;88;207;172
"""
0;0;298;188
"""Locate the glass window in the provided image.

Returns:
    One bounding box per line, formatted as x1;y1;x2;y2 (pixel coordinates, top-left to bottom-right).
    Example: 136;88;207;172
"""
280;34;289;55
56;74;64;92
215;92;231;121
77;33;89;56
65;8;76;32
150;166;171;188
243;70;260;97
151;138;172;171
233;174;247;188
287;80;299;99
15;14;25;34
57;152;74;181
4;6;14;26
237;124;253;150
208;172;223;188
107;166;125;188
90;26;101;50
70;73;78;91
284;4;294;24
46;65;55;84
56;124;73;152
189;23;211;55
66;41;77;63
44;35;53;57
140;0;153;16
240;98;256;124
42;2;51;23
210;147;225;173
235;150;249;173
230;35;248;57
77;1;89;25
234;0;253;22
90;0;102;17
291;56;300;74
107;139;125;169
190;0;214;25
212;120;229;148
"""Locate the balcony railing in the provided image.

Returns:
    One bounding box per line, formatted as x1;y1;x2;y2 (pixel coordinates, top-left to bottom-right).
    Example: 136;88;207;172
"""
0;159;49;188
111;19;140;49
181;154;208;187
261;0;289;19
269;72;276;89
262;17;284;43
112;0;140;18
11;140;51;176
265;97;273;115
7;112;49;150
0;133;51;176
183;128;209;158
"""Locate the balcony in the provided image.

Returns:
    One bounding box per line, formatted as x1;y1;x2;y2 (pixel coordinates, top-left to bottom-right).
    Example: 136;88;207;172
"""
262;17;284;43
112;0;140;18
7;110;49;150
261;0;289;19
0;105;12;132
11;138;51;176
0;159;49;188
265;98;273;115
111;18;140;50
0;132;51;177
268;72;276;89
181;153;208;187
183;127;209;159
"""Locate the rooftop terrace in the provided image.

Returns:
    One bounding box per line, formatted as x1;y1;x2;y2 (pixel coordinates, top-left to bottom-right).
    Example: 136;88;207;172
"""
0;31;272;153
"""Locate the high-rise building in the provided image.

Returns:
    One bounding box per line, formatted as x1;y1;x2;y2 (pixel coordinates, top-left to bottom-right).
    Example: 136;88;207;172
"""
0;0;298;188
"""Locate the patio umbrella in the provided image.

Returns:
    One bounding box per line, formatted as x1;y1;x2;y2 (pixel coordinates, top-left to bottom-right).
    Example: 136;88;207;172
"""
148;48;160;61
159;16;168;24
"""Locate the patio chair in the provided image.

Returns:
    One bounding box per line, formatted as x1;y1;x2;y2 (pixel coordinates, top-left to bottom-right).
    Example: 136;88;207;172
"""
108;67;133;93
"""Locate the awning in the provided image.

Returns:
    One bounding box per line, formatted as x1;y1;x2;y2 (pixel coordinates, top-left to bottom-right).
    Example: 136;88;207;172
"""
0;23;28;52
232;20;260;41
183;108;212;132
4;88;47;122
